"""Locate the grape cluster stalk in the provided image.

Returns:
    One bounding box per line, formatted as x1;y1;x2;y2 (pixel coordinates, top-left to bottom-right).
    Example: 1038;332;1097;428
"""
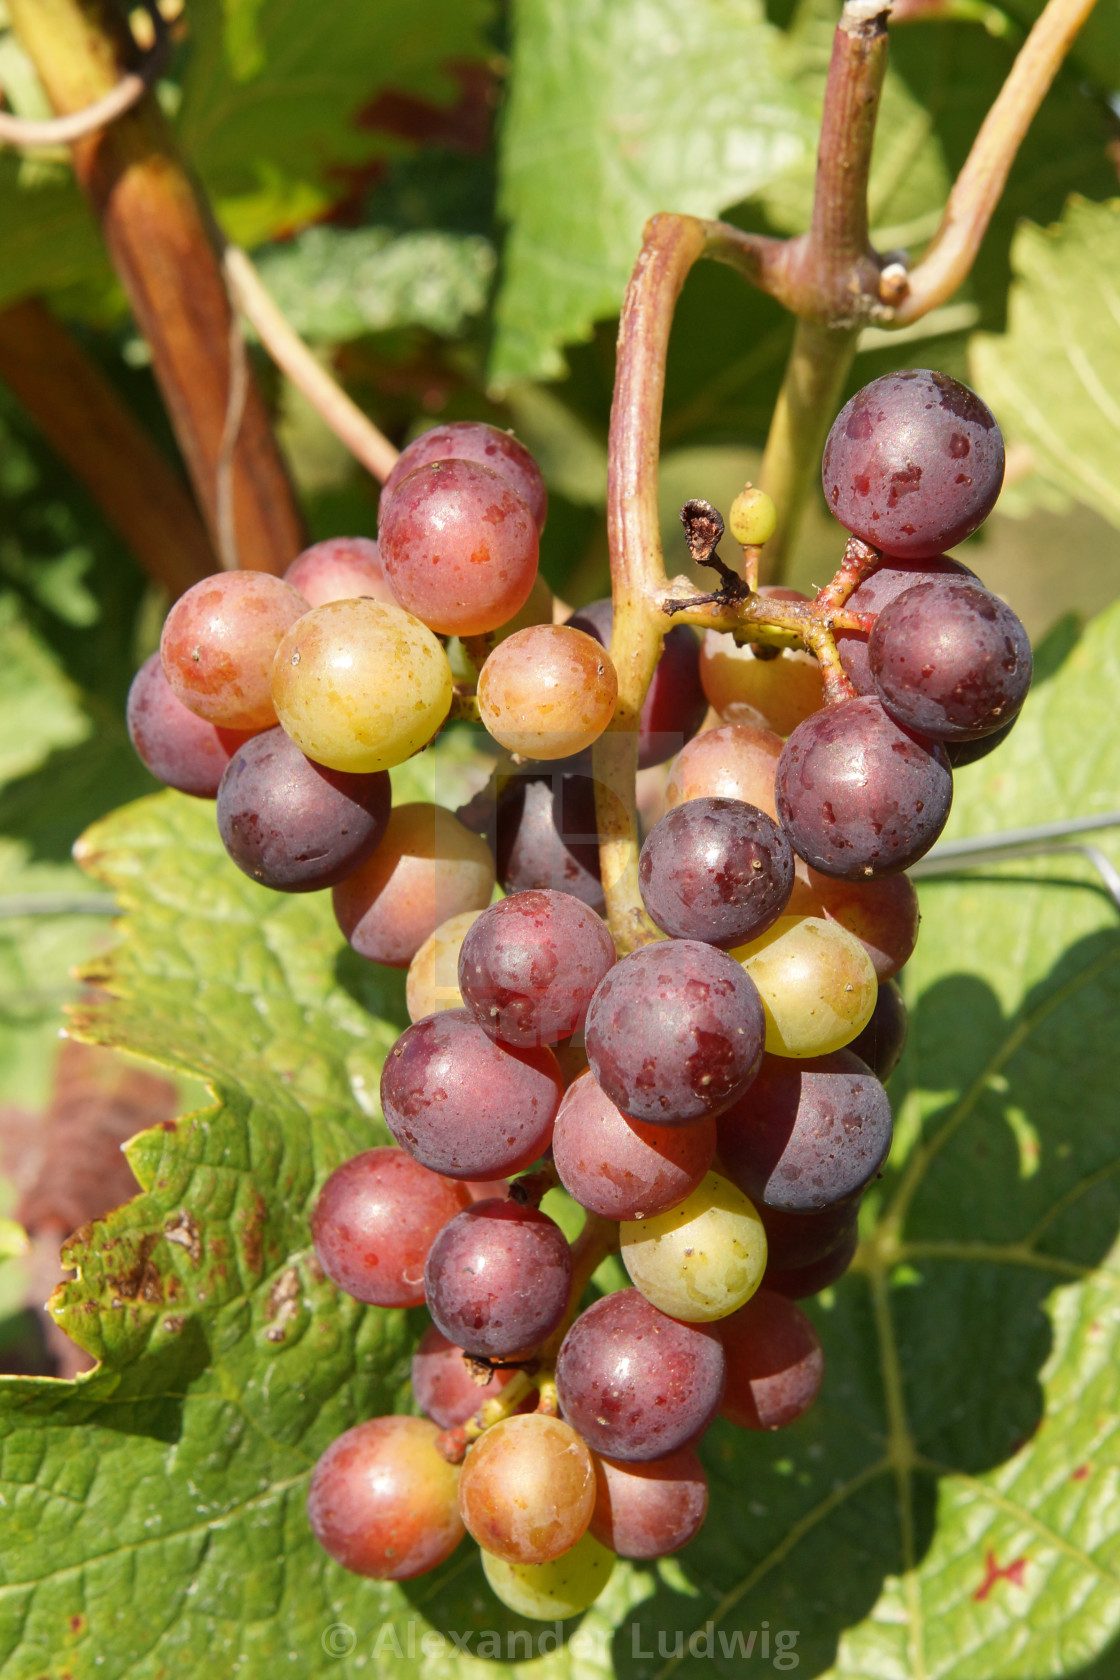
126;380;1031;1620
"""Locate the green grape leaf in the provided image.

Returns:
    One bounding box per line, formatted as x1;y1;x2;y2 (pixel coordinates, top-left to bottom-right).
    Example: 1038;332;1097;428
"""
0;155;110;314
489;0;816;387
971;196;1120;532
252;226;495;341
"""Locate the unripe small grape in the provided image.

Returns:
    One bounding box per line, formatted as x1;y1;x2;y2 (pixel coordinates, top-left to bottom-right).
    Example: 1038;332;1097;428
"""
478;625;617;759
728;485;777;547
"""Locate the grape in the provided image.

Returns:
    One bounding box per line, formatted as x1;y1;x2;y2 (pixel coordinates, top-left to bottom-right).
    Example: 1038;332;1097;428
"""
788;864;919;982
481;1529;615;1621
620;1169;767;1322
590;1447;708;1559
718;1289;824;1430
869;578;1032;740
406;909;484;1022
215;727;390;892
775;696;952;880
754;1198;860;1270
127;653;252;797
766;1220;859;1298
458;1414;595;1563
282;536;397;608
489;772;604;910
333;802;495;968
271;598;453;774
835;554;976;695
553;1037;591;1088
423;1198;572;1359
700;632;824;738
379;460;539;636
666;722;783;820
555;1288;726;1460
307;1416;463;1579
585;940;765;1124
731;915;878;1058
477;625;617;760
379;420;548;534
381;1009;563;1179
728;486;777;547
638;797;794;948
457;889;615;1048
849;977;909;1081
411;1323;523;1428
568;599;706;768
715;1050;892;1212
552;1070;715;1221
310;1147;469;1307
946;711;1018;768
160;571;309;730
821;370;1005;558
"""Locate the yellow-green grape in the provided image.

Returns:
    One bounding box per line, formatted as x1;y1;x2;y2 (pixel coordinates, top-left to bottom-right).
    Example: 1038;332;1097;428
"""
406;909;484;1021
481;1529;615;1621
728;485;777;547
271;597;452;773
732;914;877;1057
620;1170;767;1322
477;625;618;760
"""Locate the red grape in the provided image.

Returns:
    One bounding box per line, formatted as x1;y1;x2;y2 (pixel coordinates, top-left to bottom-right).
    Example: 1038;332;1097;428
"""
411;1322;523;1428
835;554;976;695
160;570;308;730
765;1221;859;1297
552;1070;715;1220
848;978;909;1080
424;1198;572;1359
379;420;547;534
638;797;794;947
458;889;615;1048
590;1448;708;1558
308;1415;463;1579
283;536;397;607
718;1289;824;1430
127;653;251;797
310;1147;469;1307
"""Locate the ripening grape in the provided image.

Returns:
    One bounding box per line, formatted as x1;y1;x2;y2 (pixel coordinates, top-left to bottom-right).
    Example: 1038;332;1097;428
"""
411;1323;522;1428
776;696;952;879
718;1289;824;1430
458;889;615;1047
127;653;252;797
333;802;495;968
379;420;548;534
271;597;452;774
716;1050;892;1212
552;1071;716;1221
379;459;539;636
160;571;309;730
310;1147;469;1307
282;536;397;607
216;728;390;892
381;1009;563;1179
424;1198;572;1359
585;940;765;1125
477;625;618;759
700;632;825;738
869;578;1032;740
666;722;783;820
406;909;484;1022
849;977;908;1080
835;554;977;694
568;600;706;768
788;864;919;982
458;1414;595;1563
638;797;794;948
555;1288;726;1460
620;1169;767;1322
765;1220;859;1298
490;772;604;910
481;1529;615;1621
307;1416;463;1579
732;915;878;1058
821;370;1005;558
590;1448;708;1559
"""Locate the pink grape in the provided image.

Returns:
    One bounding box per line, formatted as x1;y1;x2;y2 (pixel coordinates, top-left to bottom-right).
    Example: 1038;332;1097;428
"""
310;1147;469;1307
283;536;397;607
127;653;252;797
457;889;615;1047
552;1071;715;1221
307;1416;463;1579
379;420;547;533
160;570;309;730
590;1449;708;1559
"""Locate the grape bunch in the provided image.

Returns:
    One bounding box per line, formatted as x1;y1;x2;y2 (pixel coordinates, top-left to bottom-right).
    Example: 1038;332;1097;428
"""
125;373;1030;1623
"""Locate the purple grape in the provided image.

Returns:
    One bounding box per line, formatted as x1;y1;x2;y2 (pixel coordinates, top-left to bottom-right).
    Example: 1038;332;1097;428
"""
869;578;1032;740
411;1323;525;1428
458;889;615;1048
379;420;547;534
822;370;1004;559
835;555;976;694
216;728;390;891
584;940;765;1124
567;599;706;769
424;1199;572;1359
638;797;794;947
380;1009;563;1179
775;696;952;880
945;711;1019;768
716;1050;892;1212
718;1289;824;1430
754;1198;860;1270
766;1221;859;1298
590;1448;708;1558
555;1288;726;1461
848;978;908;1081
127;653;251;797
487;773;604;909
